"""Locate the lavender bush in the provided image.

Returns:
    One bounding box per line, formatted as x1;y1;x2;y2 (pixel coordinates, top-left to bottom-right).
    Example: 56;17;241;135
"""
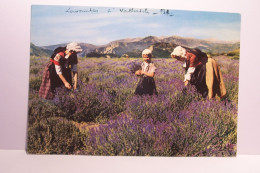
27;56;239;156
129;61;142;74
53;83;114;122
167;100;237;156
84;114;175;156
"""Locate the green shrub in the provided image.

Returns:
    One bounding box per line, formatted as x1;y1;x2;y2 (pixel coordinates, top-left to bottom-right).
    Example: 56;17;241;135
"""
27;117;85;154
30;68;40;74
28;97;61;124
29;76;42;90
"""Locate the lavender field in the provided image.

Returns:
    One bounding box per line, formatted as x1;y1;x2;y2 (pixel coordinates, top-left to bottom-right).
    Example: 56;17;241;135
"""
27;56;238;156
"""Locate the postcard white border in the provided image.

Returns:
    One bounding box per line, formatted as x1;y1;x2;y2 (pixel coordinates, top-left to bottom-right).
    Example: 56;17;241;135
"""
0;0;260;157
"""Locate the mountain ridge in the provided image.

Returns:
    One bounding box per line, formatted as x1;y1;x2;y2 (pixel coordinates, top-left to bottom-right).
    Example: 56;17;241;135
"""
32;35;240;58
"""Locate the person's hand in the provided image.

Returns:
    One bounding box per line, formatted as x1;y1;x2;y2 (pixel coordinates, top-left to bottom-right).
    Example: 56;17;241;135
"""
135;70;141;75
184;80;189;86
73;84;77;90
65;82;72;89
141;70;145;75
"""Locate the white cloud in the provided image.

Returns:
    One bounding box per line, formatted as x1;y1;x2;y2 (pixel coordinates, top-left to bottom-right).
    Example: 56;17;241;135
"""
135;23;164;29
92;37;112;45
175;27;240;41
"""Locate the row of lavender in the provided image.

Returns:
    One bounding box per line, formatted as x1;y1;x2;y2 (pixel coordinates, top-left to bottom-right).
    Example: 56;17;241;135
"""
27;56;238;156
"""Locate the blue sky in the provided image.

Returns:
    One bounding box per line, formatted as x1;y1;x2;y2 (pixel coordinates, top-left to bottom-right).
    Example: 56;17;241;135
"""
31;5;241;46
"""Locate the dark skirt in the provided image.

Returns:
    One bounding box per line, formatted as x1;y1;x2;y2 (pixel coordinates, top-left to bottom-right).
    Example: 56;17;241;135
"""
134;76;157;96
49;64;72;92
190;63;208;98
39;62;72;99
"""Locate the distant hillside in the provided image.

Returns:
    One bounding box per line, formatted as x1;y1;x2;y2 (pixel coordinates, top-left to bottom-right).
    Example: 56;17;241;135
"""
196;42;240;55
30;43;52;57
96;36;240;58
42;43;99;58
227;48;240;59
151;42;178;58
36;35;240;58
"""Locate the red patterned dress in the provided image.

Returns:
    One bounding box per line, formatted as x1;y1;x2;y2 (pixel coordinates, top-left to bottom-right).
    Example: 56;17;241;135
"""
39;48;77;99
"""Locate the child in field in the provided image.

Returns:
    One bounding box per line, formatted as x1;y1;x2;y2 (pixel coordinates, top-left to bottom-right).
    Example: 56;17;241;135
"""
39;42;82;99
171;46;226;99
134;49;157;95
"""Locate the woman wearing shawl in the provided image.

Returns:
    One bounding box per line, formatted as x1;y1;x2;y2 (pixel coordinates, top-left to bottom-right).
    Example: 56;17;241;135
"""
39;42;82;99
171;46;226;99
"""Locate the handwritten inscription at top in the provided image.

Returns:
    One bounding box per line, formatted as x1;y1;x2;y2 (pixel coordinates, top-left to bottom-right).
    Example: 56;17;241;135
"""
119;8;150;14
65;8;99;13
65;7;174;17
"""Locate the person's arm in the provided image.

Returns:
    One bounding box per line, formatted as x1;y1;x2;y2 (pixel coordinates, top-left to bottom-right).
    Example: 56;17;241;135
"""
54;54;72;89
184;67;195;82
141;71;155;77
135;70;141;76
73;72;78;89
183;53;196;85
58;74;72;89
141;63;156;77
184;80;189;86
71;64;78;89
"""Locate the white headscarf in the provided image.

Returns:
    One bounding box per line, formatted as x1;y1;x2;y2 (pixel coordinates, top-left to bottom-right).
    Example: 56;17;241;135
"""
142;49;152;56
66;42;83;53
171;46;186;58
